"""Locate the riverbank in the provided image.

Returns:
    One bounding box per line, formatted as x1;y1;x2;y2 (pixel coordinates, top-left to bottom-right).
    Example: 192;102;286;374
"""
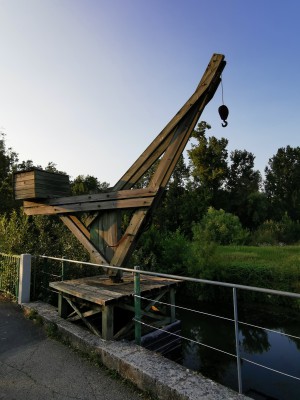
18;299;249;400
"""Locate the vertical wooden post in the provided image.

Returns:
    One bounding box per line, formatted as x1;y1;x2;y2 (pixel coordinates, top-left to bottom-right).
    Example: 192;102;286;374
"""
169;287;176;323
58;294;69;318
134;266;141;345
102;305;114;340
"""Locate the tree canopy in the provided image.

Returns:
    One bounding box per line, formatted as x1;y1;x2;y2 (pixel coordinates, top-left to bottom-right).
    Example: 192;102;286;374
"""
1;127;300;263
265;146;300;221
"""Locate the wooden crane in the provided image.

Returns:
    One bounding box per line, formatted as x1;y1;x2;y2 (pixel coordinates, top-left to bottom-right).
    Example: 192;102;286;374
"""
14;53;226;282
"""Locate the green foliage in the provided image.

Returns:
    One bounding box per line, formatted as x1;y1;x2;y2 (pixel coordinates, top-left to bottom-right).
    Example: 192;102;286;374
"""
225;150;262;228
252;214;300;245
226;150;261;194
0;254;19;297
0;132;20;213
131;227;191;275
159;230;192;275
265;145;300;220
193;207;249;246
71;175;109;195
215;246;300;304
186;208;250;301
185;245;300;307
0;211;32;254
0;210;89;260
188;123;229;196
243;191;269;230
130;226;160;270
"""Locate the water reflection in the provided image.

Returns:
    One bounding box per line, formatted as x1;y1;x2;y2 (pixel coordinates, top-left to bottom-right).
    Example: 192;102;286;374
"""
177;303;300;399
240;326;270;354
180;310;237;383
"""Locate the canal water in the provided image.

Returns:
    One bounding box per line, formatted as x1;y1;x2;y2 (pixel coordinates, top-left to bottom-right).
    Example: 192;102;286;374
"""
176;301;300;400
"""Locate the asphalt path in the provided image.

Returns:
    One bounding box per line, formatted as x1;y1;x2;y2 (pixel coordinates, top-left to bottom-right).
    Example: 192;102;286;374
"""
0;294;147;400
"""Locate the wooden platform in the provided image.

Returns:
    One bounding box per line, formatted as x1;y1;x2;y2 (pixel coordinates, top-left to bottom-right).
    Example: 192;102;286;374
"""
50;274;181;340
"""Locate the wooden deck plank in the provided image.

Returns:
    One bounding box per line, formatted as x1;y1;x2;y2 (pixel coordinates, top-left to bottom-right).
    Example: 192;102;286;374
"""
49;273;181;306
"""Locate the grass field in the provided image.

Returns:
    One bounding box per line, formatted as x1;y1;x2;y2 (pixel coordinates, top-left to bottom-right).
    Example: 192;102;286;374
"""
216;245;300;271
189;245;300;307
215;245;300;291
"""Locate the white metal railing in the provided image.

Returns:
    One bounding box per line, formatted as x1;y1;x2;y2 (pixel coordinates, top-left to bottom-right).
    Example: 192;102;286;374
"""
27;255;300;396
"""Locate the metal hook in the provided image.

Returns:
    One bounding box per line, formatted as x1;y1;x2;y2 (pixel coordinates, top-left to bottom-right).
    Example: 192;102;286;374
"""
218;105;229;128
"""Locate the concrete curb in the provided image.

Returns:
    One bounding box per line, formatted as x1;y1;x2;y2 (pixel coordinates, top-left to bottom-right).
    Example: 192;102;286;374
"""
22;301;250;400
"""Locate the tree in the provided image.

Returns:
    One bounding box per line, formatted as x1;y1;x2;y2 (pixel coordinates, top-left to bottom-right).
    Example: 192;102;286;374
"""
244;191;269;230
71;175;110;195
0;133;19;214
193;207;249;245
0;210;89;259
226;150;262;228
188;122;229;206
265;146;300;220
153;155;192;234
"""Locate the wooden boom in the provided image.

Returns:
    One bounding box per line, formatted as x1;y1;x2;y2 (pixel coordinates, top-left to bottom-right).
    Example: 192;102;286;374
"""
17;53;226;281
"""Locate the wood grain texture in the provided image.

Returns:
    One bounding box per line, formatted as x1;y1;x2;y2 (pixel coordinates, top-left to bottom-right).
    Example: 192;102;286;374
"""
14;169;70;199
49;273;181;306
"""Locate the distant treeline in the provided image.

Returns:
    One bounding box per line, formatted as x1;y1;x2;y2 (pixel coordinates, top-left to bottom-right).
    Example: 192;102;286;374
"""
1;124;300;297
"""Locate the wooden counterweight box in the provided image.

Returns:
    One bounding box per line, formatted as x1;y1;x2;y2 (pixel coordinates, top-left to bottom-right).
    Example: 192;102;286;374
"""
13;168;70;200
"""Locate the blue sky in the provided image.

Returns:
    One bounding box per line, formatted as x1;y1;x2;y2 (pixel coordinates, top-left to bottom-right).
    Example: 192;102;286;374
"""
0;0;299;185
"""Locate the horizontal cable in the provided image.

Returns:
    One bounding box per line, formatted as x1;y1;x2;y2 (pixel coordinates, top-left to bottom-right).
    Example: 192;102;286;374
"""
37;255;300;299
133;318;236;358
242;357;300;381
135;294;234;323
40;271;63;278
136;295;300;343
239;320;300;342
136;295;300;342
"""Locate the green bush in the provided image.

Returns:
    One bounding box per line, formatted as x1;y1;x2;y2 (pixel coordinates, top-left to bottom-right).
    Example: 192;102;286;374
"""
252;214;300;245
131;227;192;275
0;210;89;260
193;207;249;246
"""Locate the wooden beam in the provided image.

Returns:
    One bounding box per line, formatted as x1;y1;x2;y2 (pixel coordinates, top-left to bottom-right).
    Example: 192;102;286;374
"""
68;215;90;239
113;54;225;191
67;308;101;322
110;209;148;267
118;304;165;320
19;54;226;281
23;188;157;216
112;134;173;191
150;101;203;190
60;215;109;266
24;187;156;207
65;297;102;337
23;196;155;215
106;55;225;263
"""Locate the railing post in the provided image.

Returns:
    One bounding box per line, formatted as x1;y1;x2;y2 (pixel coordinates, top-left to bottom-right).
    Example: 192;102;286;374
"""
233;287;243;394
18;254;32;304
134;266;141;345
